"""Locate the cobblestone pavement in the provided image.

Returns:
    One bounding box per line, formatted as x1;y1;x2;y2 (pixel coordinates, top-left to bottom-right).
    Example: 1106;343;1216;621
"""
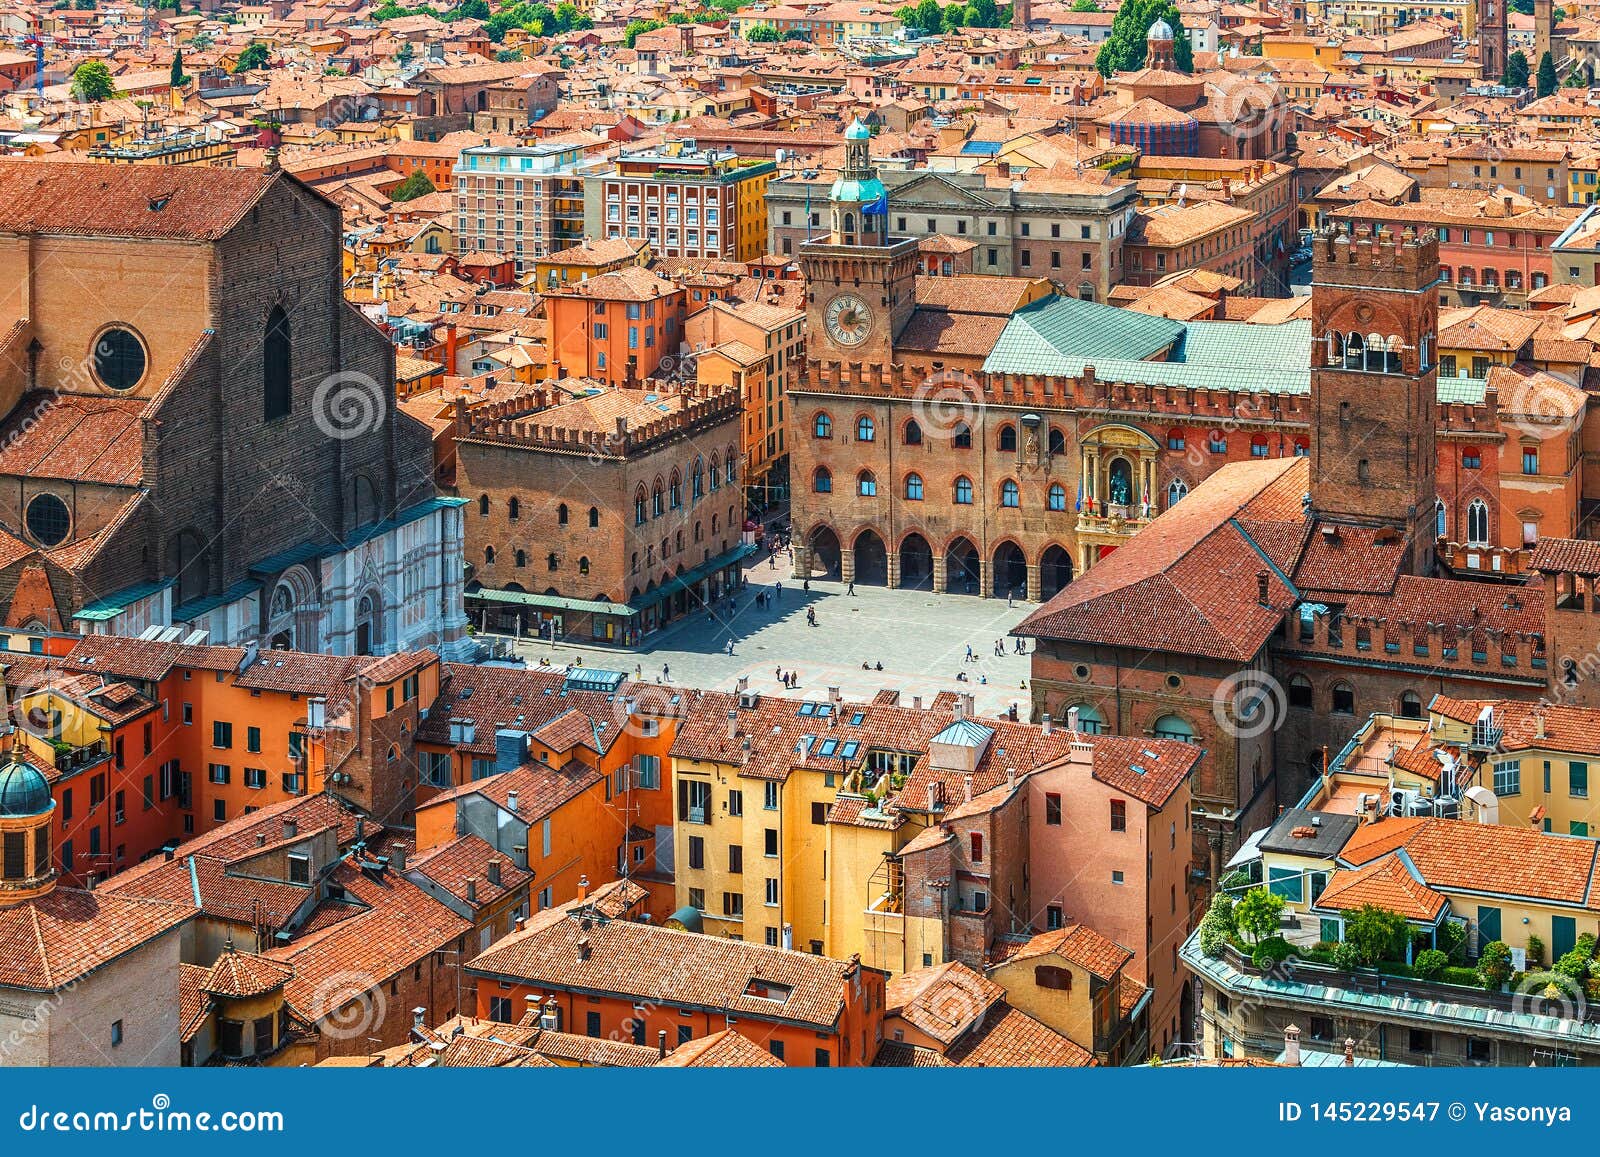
506;560;1039;717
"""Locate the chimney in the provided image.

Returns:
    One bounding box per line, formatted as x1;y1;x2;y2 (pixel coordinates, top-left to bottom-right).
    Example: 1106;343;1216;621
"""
913;695;922;711
1220;176;1232;201
164;847;175;861
513;916;525;932
963;774;974;803
1535;714;1546;740
466;877;479;904
1503;195;1514;215
1343;1037;1356;1066
1041;713;1053;736
487;858;502;887
391;845;406;872
577;936;591;961
658;1028;669;1058
1066;706;1081;731
727;709;738;739
412;1007;427;1031
1006;766;1017;791
284;819;298;839
507;789;519;813
578;874;590;900
1284;1024;1301;1066
782;923;793;950
926;782;939;812
1257;570;1270;606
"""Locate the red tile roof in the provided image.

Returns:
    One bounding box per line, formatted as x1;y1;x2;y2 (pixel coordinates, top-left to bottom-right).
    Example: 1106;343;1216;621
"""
0;158;278;241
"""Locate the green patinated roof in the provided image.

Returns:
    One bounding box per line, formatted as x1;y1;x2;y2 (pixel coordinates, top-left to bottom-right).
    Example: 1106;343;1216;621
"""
844;119;872;140
984;294;1485;405
829;176;886;204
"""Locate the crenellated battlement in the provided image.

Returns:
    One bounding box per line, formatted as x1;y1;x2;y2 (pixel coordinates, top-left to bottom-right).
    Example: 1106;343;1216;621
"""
1313;221;1439;285
452;380;740;458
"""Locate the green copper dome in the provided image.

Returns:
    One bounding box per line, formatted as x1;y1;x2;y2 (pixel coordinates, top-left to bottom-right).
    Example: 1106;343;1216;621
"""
844;118;872;140
0;748;51;817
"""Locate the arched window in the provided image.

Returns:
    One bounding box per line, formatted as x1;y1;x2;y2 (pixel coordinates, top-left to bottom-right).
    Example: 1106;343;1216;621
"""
579;557;590;575
1343;331;1364;370
694;521;703;542
264;305;292;421
905;473;924;500
998;424;1017;452
1066;703;1105;735
1250;433;1270;458
1467;498;1489;545
904;419;923;445
954;476;974;504
1287;674;1313;708
1293;436;1309;457
1435;499;1447;539
953;422;972;449
552;502;562;525
515;549;527;568
1331;682;1355;714
814;466;833;493
484;546;495;564
478;494;490;517
1207;431;1227;454
669;471;682;509
589;506;600;528
634;487;647;526
692;457;704;500
1048;427;1066;456
547;552;558;571
652;482;665;518
813;412;833;438
857;470;877;497
1048;483;1067;511
709;454;721;490
856;416;875;442
1166;428;1186;451
1000;479;1020;507
726;455;736;484
1151;714;1195;742
1399;691;1423;719
1167;479;1188;507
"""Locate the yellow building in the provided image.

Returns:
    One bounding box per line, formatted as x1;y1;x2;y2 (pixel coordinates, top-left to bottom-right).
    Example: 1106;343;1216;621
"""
529;236;652;291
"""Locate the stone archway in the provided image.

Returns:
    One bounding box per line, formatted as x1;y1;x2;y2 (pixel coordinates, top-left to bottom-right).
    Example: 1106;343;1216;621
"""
807;526;842;580
992;542;1027;600
945;537;980;596
899;533;933;590
1040;545;1074;601
853;529;888;586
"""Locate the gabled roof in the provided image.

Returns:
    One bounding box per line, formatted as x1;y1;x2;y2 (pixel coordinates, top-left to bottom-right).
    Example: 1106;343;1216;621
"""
0;158;278;241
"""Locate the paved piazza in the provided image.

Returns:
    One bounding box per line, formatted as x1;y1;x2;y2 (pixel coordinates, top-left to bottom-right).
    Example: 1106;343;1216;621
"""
509;559;1038;717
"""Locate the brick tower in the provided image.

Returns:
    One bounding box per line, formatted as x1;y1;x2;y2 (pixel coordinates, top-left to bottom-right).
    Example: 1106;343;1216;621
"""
798;120;919;367
1308;223;1440;575
1480;0;1507;82
1012;0;1032;30
1535;0;1553;68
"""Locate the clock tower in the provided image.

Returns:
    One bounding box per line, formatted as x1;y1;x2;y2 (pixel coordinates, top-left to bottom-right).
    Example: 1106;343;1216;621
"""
799;120;920;367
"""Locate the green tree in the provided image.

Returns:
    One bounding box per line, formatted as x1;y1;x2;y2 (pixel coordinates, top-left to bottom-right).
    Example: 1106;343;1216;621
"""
448;0;490;17
495;47;523;60
69;59;115;102
1094;0;1192;76
170;48;188;89
1537;49;1558;97
1343;905;1408;966
911;0;940;30
1503;49;1529;88
390;168;437;201
554;1;579;27
1233;887;1285;946
1477;940;1515;990
783;26;809;38
623;17;663;46
1511;0;1534;11
746;22;781;40
233;41;271;73
1071;0;1099;9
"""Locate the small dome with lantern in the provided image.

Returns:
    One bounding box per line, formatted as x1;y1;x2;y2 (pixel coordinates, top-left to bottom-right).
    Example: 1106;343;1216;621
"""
1148;17;1174;40
0;747;51;817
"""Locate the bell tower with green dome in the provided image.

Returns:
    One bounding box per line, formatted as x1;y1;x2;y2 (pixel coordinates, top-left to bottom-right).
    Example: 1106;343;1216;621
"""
829;120;890;247
800;119;920;365
0;744;57;905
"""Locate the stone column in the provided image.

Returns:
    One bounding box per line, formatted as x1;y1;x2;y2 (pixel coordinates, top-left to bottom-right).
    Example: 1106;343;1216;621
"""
792;545;810;580
841;548;855;585
1025;563;1041;604
978;559;992;599
887;552;900;589
932;554;948;594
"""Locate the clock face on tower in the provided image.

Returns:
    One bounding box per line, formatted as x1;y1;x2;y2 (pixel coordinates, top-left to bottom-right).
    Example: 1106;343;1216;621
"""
824;292;872;348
